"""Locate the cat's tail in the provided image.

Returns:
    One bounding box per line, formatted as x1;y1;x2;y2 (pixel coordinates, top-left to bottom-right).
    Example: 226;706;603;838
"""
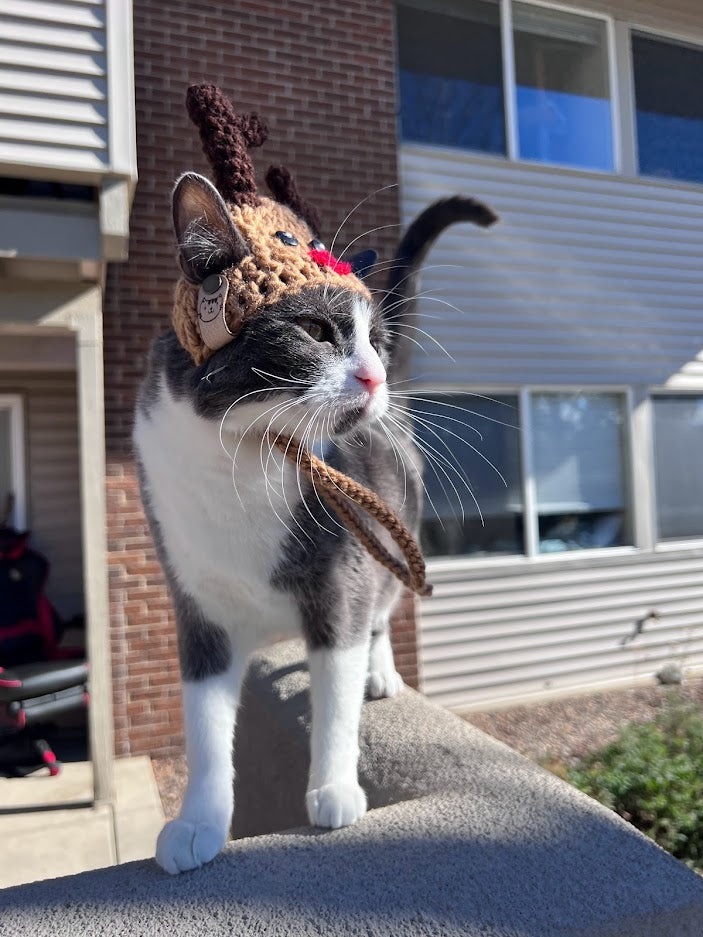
382;195;498;381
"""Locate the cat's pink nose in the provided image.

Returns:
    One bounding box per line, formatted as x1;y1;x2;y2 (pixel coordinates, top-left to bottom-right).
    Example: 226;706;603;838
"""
355;365;386;393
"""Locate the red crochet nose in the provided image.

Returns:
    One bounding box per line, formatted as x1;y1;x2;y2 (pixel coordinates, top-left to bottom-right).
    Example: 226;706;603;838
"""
309;248;352;275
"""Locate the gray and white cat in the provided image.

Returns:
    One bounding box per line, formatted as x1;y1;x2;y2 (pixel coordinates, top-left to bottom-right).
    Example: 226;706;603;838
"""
134;174;494;874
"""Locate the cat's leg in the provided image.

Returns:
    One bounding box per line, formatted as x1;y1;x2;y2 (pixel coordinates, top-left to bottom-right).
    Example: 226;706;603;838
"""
156;617;245;874
306;638;369;829
366;608;404;699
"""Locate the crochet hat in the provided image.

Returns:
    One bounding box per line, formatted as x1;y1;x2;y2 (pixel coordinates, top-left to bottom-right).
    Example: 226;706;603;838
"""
172;84;373;365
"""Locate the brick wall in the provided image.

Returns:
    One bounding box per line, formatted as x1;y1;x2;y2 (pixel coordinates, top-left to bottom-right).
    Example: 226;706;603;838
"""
104;0;418;755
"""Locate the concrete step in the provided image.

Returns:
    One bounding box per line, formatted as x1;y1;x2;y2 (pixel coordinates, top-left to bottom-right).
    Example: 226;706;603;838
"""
0;756;164;888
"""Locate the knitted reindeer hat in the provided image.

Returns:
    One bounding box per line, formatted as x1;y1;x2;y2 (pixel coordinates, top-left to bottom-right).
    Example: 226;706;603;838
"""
171;85;432;597
172;84;372;365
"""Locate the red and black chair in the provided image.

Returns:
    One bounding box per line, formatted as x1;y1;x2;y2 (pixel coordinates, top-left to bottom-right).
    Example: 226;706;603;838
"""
0;524;89;778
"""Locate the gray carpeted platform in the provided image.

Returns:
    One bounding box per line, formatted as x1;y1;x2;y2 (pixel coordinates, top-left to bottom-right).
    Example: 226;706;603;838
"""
2;640;703;936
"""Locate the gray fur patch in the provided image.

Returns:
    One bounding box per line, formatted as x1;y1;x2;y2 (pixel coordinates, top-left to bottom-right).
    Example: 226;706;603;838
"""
272;423;422;649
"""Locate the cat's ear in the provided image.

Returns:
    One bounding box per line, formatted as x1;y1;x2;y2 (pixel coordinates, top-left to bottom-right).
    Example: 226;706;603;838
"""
172;172;248;282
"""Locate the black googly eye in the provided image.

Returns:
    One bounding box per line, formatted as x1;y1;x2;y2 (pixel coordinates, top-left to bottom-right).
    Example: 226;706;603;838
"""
275;230;298;246
309;238;326;251
297;317;326;342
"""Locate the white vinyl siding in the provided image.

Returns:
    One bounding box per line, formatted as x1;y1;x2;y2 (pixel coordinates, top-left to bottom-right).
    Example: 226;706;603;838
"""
0;372;83;619
422;549;703;709
0;1;133;179
400;0;703;707
400;145;703;388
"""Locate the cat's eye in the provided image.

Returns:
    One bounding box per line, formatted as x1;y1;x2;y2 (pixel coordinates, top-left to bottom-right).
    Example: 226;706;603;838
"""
275;230;298;246
309;238;325;251
297;317;326;342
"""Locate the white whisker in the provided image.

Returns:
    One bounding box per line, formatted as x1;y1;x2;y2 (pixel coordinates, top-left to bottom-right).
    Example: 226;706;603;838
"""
329;183;399;259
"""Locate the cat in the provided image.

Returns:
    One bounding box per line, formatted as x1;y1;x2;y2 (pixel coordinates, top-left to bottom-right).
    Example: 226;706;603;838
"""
133;168;495;874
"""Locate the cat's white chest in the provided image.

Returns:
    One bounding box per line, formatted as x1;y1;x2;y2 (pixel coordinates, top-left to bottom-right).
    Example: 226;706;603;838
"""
134;388;302;640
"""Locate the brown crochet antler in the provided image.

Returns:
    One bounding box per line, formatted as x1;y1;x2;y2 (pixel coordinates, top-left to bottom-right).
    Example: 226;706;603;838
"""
186;84;267;207
265;165;322;236
267;431;432;598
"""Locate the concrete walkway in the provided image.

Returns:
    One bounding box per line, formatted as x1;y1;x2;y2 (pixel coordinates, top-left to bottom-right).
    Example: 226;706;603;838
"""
0;757;164;888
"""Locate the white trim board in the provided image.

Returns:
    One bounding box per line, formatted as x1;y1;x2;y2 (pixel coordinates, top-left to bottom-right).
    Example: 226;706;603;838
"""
0;393;26;528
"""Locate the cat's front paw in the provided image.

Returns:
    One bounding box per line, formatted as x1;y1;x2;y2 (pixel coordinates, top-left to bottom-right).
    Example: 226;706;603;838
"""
366;667;404;699
155;817;227;874
306;783;367;829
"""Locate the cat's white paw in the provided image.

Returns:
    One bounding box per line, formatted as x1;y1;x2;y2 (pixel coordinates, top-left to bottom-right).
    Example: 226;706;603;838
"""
366;667;404;699
155;817;227;874
306;783;367;829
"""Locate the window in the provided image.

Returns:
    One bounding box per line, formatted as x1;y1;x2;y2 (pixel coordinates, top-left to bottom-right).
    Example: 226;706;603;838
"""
412;394;522;556
0;395;26;529
652;396;703;541
512;4;613;171
531;393;629;552
397;0;505;154
396;0;615;171
413;390;630;559
632;33;703;185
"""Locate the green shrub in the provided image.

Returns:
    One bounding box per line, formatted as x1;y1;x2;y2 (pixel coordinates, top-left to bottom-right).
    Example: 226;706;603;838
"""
565;694;703;869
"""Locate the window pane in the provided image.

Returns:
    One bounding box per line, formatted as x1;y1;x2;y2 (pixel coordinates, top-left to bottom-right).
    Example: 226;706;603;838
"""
397;0;505;155
652;396;703;540
0;409;12;514
531;393;628;553
411;394;522;557
632;33;703;185
513;4;613;171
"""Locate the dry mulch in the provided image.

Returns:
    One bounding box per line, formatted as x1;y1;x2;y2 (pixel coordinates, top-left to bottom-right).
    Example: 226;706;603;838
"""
151;676;703;818
466;675;703;768
151;756;186;821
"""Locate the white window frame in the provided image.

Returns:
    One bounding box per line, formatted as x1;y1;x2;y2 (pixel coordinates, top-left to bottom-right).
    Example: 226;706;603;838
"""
500;0;622;173
401;0;703;189
649;388;703;552
414;384;636;566
398;0;622;172
627;25;703;186
0;394;26;529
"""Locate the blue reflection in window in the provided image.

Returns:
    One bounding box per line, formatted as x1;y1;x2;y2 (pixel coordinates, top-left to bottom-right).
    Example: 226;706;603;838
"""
516;87;613;171
399;72;505;154
396;1;505;157
637;112;703;185
633;34;703;185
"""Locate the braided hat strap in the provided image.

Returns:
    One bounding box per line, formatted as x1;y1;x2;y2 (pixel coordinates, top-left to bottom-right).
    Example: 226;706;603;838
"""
268;432;433;598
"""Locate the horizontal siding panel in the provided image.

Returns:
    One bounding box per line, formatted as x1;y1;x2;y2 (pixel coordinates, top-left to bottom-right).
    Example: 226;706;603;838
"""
1;20;104;52
419;551;703;709
428;646;699;702
424;604;703;652
0;140;107;172
0;1;109;174
0;93;105;125
428;558;703;610
5;1;104;30
0;117;107;149
423;629;703;685
400;146;703;388
0;43;105;77
0;68;106;102
423;605;702;664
